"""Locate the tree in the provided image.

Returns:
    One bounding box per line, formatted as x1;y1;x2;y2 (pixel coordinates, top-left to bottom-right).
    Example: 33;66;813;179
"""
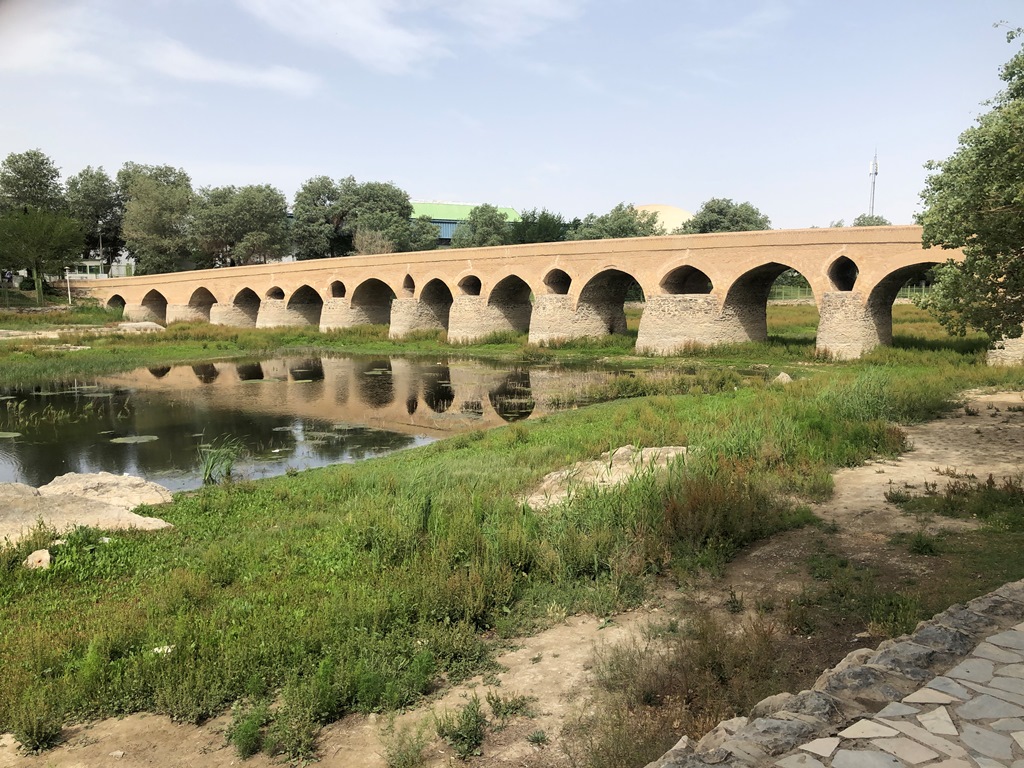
0;149;64;213
118;163;194;275
292;176;349;260
408;215;441;252
565;203;664;240
192;184;290;267
344;181;416;251
919;29;1024;339
450;204;510;248
65;166;123;267
676;198;771;234
852;213;891;226
508;208;566;244
0;208;84;304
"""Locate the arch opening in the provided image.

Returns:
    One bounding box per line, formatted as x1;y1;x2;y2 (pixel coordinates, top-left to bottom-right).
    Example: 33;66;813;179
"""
289;358;325;382
351;278;396;325
661;266;712;295
192;363;219;384
357;360;394;408
188;287;217;320
233;288;261;324
866;262;940;346
828;256;860;292
487;275;533;334
577;269;644;335
148;366;170;379
106;295;126;315
330;281;346;298
725;263;815;342
458;275;482;296
420;279;454;330
402;274;415;297
286;285;324;326
544;269;571;295
423;366;455;414
141;289;168;325
266;286;285;300
236;362;264;381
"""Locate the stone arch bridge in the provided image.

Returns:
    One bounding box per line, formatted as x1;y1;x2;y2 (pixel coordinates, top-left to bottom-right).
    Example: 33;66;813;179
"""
84;225;955;360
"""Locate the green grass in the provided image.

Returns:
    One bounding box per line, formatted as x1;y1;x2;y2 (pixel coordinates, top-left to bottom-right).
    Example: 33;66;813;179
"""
2;303;1024;756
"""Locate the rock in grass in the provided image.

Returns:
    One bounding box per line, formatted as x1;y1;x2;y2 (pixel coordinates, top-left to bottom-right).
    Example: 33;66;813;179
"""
773;372;794;385
23;549;51;569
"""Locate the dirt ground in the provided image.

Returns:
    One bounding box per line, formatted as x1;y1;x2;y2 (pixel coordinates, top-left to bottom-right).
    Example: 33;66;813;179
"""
2;390;1023;768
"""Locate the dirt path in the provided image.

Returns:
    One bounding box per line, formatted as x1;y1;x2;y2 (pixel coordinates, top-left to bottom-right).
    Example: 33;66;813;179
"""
3;390;1023;768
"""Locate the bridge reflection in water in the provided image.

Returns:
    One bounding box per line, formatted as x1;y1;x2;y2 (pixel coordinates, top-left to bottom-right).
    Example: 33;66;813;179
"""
0;357;601;491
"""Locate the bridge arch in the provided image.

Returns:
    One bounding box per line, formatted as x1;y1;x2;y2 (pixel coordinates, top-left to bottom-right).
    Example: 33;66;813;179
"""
266;286;285;300
487;275;533;334
233;288;261;325
418;278;454;330
828;256;859;291
543;269;571;295
660;265;713;295
458;275;482;296
188;287;217;320
577;268;643;334
286;285;324;326
106;294;126;315
330;280;346;298
721;262;814;342
130;289;167;324
402;275;415;297
351;278;396;325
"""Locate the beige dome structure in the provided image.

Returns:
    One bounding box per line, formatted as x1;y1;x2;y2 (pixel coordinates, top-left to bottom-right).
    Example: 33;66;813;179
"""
636;204;693;233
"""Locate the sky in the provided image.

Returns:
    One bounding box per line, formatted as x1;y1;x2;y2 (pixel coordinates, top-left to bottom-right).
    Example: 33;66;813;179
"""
0;0;1019;229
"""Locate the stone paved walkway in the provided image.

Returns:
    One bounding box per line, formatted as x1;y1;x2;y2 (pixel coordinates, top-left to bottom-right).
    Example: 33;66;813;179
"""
776;622;1024;767
648;581;1024;768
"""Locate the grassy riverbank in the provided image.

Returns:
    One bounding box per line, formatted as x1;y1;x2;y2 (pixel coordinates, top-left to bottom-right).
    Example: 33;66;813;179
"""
2;305;1024;762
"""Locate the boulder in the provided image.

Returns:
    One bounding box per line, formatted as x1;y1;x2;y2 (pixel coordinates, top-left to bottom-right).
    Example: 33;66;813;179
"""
23;549;51;569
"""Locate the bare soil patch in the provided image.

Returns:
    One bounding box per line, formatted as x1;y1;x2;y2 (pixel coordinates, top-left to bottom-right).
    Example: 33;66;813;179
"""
2;391;1023;767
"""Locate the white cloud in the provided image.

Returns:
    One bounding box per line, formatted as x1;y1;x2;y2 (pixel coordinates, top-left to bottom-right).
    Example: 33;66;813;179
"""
234;0;447;75
142;38;321;96
234;0;585;74
0;0;111;76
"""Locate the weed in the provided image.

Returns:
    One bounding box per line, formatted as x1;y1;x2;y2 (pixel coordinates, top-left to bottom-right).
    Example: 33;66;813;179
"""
905;531;941;556
725;587;744;614
381;719;431;768
485;690;534;722
197;435;245;484
526;729;548;746
435;695;487;760
11;688;64;754
227;700;271;759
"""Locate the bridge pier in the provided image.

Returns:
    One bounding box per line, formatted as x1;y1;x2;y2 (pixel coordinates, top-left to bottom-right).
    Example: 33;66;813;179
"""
389;297;449;339
988;334;1024;366
166;304;210;324
255;299;316;328
636;295;761;353
210;302;257;327
528;294;620;345
448;296;531;343
816;292;889;360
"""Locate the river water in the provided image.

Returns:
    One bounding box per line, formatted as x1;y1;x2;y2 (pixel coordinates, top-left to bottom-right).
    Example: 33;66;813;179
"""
0;355;615;491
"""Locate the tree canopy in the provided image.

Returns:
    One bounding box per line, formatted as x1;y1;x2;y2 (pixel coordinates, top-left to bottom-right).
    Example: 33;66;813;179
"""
119;163;194;275
565;203;664;240
676;198;771;234
192;184;290;267
0;149;64;213
0;208;84;303
451;204;510;248
852;213;891;227
919;29;1024;339
65;166;123;264
508;208;567;244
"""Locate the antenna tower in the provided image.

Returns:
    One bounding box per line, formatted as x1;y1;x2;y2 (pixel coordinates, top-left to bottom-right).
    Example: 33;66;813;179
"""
868;151;879;216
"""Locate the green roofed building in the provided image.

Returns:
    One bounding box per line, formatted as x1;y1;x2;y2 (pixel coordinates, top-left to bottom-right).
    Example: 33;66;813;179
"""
411;202;521;246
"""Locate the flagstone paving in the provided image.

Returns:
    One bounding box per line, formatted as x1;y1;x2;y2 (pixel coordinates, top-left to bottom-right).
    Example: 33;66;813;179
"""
646;581;1024;768
773;622;1024;767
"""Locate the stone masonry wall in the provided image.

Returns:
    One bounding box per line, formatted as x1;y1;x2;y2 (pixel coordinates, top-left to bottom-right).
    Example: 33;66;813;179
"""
389;297;450;338
447;296;532;343
988;335;1024;366
165;303;210;324
646;579;1024;767
637;295;753;354
816;292;888;361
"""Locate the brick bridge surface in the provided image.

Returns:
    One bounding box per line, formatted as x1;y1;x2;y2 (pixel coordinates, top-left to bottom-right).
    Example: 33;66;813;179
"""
83;225;960;360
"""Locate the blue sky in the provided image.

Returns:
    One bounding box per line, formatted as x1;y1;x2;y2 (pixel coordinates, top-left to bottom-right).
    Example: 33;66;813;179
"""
0;0;1018;228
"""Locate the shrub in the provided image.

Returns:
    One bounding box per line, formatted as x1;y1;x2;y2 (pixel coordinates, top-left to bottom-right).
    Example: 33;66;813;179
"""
11;688;64;754
435;695;487;760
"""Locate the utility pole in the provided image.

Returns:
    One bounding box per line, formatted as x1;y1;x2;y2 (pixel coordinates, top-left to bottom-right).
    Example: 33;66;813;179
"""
868;151;879;217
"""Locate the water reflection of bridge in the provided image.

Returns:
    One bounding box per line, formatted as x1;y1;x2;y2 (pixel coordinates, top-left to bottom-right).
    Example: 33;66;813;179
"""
101;357;564;439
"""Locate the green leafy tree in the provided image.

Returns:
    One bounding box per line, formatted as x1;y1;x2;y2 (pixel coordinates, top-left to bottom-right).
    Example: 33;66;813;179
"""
192;184;290;267
566;203;664;240
65;166;123;266
0;208;84;304
292;175;349;260
408;215;441;251
0;149;64;213
118;163;194;275
676;198;771;234
508;208;566;244
919;29;1024;339
450;203;510;248
852;213;891;226
345;181;415;251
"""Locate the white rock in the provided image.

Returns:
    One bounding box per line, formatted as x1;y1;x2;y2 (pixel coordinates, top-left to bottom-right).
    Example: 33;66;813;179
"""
23;549;51;569
773;372;794;384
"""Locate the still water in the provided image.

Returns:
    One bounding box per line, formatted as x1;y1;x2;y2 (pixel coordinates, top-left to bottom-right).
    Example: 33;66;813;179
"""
0;356;607;491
